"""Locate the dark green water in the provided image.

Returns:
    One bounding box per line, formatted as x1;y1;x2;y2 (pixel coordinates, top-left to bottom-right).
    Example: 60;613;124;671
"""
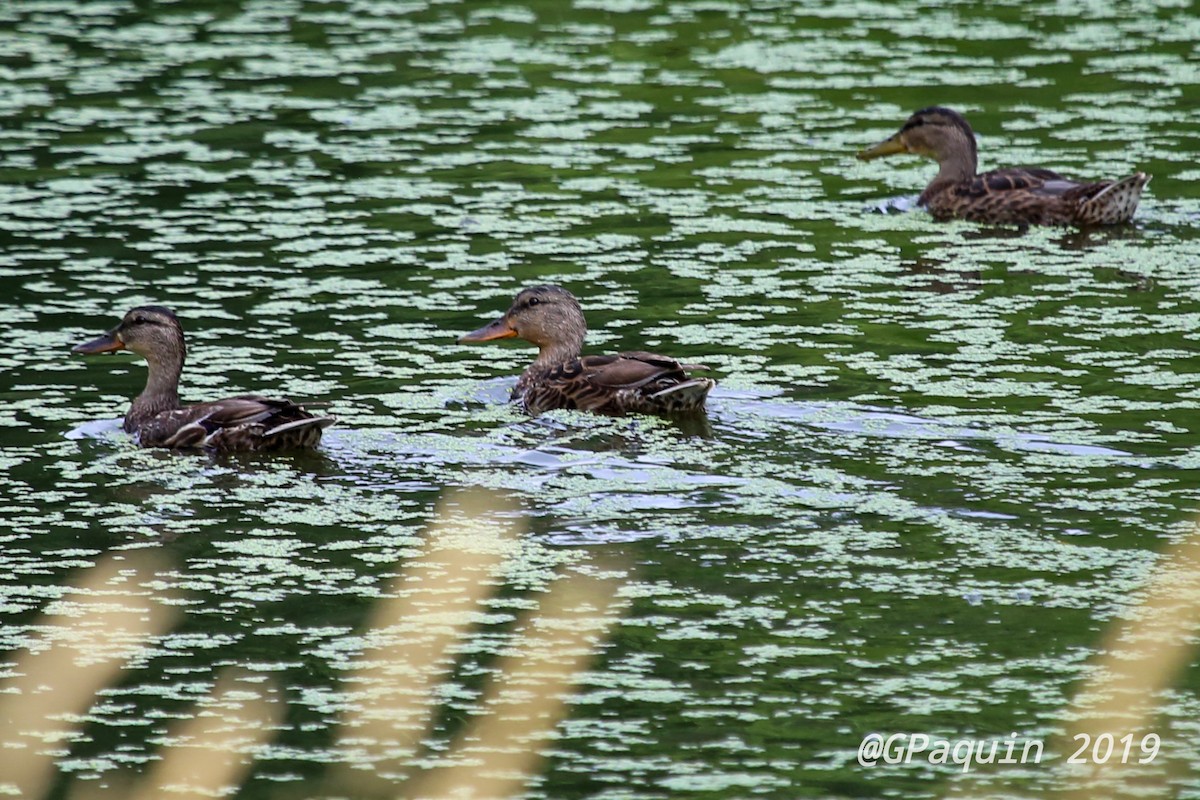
2;0;1200;797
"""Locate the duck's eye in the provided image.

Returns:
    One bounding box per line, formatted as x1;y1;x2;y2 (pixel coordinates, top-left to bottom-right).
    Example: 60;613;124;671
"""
528;297;540;307
133;316;146;325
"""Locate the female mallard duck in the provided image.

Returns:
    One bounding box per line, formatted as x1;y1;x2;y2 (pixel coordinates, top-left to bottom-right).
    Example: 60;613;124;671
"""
857;106;1150;226
458;285;715;416
72;306;333;451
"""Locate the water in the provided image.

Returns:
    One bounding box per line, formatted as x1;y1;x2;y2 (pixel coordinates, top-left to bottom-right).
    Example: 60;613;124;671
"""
3;0;1200;797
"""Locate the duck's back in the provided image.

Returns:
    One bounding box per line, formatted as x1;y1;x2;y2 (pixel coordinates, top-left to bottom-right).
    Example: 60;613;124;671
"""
132;395;333;451
516;352;713;416
925;167;1149;226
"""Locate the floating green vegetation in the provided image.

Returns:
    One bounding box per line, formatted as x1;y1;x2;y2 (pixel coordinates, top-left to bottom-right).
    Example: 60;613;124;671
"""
2;0;1200;796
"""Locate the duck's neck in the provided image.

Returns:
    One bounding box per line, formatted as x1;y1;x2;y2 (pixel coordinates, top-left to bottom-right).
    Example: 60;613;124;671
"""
935;148;977;183
125;352;182;431
517;335;585;394
921;141;978;203
921;151;979;205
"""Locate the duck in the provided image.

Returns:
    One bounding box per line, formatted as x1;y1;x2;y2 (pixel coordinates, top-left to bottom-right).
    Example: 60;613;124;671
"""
458;285;715;416
856;106;1150;226
72;306;334;451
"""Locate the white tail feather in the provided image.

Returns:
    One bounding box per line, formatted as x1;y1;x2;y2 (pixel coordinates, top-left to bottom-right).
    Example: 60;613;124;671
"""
263;417;335;438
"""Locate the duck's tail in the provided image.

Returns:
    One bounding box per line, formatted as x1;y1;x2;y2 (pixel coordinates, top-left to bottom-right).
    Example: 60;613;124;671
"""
1078;172;1151;225
262;416;336;449
650;378;715;414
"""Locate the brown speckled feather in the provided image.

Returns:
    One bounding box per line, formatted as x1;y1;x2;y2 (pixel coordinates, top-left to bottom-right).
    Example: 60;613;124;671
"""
926;167;1150;226
460;285;715;418
73;306;333;452
516;352;714;416
859;107;1149;227
132;395;333;452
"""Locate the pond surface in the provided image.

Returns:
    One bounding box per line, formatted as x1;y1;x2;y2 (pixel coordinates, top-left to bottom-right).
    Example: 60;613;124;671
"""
2;0;1200;797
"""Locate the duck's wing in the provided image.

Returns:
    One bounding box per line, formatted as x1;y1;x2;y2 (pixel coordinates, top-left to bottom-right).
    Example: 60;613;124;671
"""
965;167;1071;195
969;166;1144;203
944;167;1146;225
137;396;332;451
585;352;700;388
521;353;713;415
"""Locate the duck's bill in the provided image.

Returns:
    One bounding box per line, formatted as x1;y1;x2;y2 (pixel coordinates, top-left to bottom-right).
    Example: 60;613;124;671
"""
856;134;908;161
72;330;124;354
458;317;517;343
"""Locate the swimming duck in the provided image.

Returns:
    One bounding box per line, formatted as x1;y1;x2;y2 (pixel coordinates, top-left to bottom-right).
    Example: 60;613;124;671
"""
857;106;1150;226
458;285;715;416
72;306;333;451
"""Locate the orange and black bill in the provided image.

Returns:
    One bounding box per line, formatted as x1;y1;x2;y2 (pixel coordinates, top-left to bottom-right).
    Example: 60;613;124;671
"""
856;132;908;161
458;317;516;343
72;329;124;354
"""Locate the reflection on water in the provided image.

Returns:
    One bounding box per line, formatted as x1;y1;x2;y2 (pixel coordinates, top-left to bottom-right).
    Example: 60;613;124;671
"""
2;0;1200;797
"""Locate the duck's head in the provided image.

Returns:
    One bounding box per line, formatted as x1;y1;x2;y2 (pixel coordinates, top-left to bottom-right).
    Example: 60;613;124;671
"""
459;285;586;352
72;306;186;364
857;106;977;167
